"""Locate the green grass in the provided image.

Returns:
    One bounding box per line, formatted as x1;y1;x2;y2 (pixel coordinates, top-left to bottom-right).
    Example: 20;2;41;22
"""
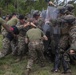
0;34;76;75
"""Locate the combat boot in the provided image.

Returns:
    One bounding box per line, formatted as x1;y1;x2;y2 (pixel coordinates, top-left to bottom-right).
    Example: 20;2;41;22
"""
61;69;72;75
61;73;72;75
51;68;61;73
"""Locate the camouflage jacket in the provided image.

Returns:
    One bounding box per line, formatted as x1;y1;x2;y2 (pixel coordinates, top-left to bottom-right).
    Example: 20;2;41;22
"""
69;25;76;52
16;22;27;37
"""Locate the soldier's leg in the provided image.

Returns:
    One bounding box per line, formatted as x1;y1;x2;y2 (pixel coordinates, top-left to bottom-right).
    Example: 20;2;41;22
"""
11;39;18;56
62;53;71;73
58;35;71;73
37;41;45;66
27;42;37;68
43;30;51;58
25;59;33;75
53;50;61;72
16;36;26;61
26;42;37;75
50;34;60;61
52;35;69;72
51;35;63;72
0;37;11;58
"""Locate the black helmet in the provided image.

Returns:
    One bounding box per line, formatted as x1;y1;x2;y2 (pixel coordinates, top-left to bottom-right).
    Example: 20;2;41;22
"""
18;15;25;20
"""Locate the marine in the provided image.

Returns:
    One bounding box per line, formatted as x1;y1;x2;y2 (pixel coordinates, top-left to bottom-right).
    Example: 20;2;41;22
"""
52;15;76;75
0;13;19;58
23;25;48;75
14;15;29;61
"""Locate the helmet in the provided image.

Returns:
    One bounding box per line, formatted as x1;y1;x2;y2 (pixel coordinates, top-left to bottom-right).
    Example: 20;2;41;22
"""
18;15;24;20
57;6;66;14
57;18;66;25
65;4;74;12
63;15;75;24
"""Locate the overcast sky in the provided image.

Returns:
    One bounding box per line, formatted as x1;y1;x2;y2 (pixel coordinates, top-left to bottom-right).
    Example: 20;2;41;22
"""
56;0;76;4
60;0;70;1
60;0;72;1
60;0;76;2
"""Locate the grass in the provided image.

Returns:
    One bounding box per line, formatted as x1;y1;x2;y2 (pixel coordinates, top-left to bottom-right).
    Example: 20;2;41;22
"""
0;35;2;49
0;34;76;75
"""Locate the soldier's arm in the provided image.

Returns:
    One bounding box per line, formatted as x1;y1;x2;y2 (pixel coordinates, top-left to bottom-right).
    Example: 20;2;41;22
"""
25;37;28;44
25;32;29;44
30;22;37;28
0;17;14;33
40;29;48;40
69;50;75;55
16;22;30;30
48;1;56;7
69;27;76;54
43;35;48;41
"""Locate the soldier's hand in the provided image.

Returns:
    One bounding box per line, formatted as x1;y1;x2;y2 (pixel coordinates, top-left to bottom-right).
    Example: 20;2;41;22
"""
24;22;30;27
70;50;75;55
27;22;30;25
43;35;48;41
30;22;37;27
48;1;56;6
25;38;28;44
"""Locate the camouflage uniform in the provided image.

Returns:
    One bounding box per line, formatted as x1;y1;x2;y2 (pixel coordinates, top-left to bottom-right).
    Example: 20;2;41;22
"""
46;6;66;60
0;18;10;57
65;4;74;15
0;17;6;31
0;17;6;26
30;17;44;30
26;28;45;70
53;15;75;73
15;21;27;57
69;25;76;64
69;26;76;52
37;17;44;29
32;10;44;29
0;17;19;58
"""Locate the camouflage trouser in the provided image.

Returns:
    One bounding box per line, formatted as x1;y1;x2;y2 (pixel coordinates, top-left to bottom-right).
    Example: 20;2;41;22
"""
54;35;70;72
27;40;45;69
11;39;18;55
17;36;26;56
0;37;11;58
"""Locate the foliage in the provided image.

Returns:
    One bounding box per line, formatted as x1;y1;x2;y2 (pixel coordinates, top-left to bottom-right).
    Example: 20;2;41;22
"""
0;0;76;16
0;0;47;16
